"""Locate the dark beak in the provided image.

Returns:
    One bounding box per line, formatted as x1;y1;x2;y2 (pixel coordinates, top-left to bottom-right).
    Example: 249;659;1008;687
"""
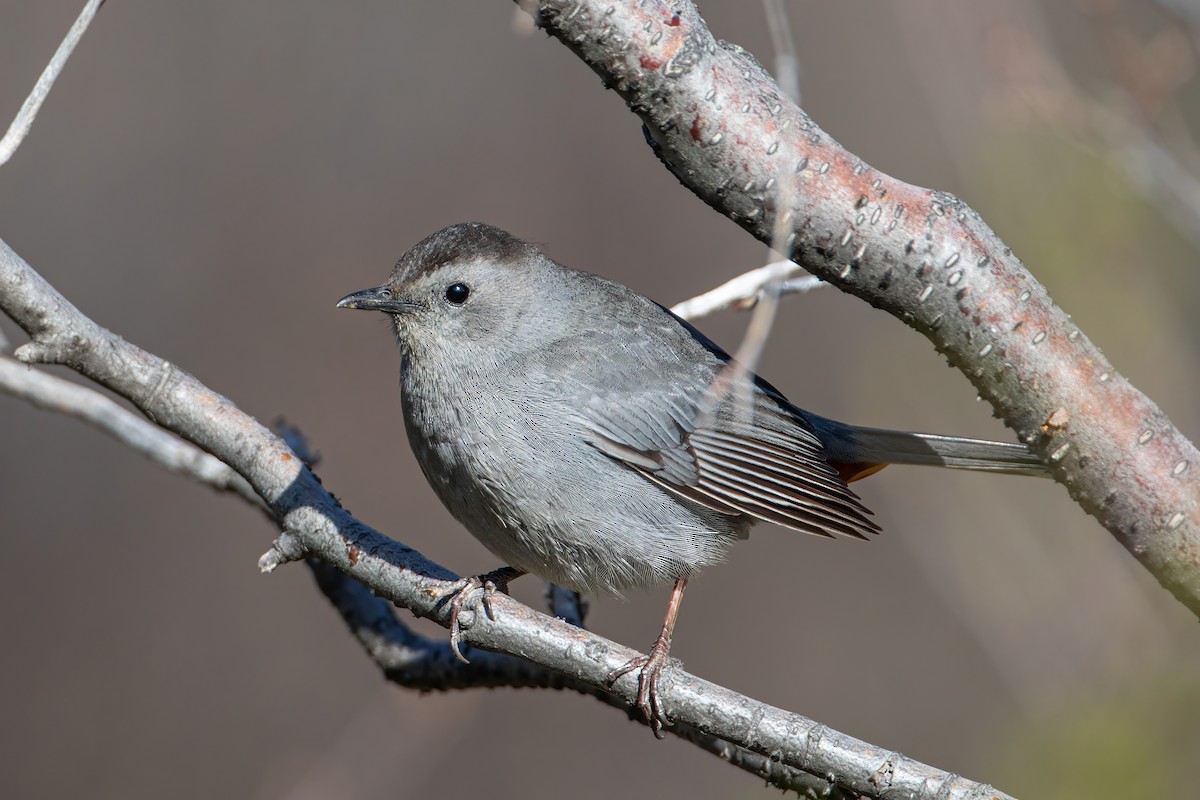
336;286;418;313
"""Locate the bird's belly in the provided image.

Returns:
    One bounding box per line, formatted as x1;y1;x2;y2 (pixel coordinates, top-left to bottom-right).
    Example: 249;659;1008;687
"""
403;393;746;596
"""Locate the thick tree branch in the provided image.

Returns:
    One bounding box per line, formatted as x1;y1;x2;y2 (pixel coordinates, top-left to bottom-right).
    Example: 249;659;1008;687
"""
529;0;1200;615
0;234;1011;798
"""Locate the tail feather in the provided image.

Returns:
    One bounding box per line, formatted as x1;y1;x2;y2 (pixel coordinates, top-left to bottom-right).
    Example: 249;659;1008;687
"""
847;426;1048;476
800;413;1049;478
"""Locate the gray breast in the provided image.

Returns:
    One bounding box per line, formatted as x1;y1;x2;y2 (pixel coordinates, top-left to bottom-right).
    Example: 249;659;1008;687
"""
401;354;747;596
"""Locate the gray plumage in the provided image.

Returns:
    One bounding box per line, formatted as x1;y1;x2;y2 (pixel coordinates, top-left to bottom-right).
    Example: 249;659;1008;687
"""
338;222;1046;598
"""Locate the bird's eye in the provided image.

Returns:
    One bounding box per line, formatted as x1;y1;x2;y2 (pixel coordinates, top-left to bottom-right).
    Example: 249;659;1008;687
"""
377;288;392;300
445;283;470;305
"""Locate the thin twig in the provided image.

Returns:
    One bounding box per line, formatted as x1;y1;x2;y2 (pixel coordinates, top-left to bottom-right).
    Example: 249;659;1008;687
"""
763;0;800;106
0;0;104;168
704;1;802;414
0;354;262;507
669;260;822;321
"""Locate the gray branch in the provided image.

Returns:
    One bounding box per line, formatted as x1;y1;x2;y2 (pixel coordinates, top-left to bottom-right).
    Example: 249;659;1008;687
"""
529;0;1200;615
307;559;856;799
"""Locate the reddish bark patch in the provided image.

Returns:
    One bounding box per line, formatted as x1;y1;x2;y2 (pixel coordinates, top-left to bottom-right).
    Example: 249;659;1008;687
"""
689;115;702;141
640;55;662;69
669;13;681;26
346;543;361;565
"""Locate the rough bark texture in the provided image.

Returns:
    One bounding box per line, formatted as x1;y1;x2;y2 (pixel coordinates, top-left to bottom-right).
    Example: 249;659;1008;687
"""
532;0;1200;614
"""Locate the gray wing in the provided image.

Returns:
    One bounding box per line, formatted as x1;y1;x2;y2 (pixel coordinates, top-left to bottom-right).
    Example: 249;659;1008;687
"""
581;386;880;540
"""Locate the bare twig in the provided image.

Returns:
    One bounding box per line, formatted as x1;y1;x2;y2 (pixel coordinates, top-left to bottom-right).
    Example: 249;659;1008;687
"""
702;1;802;415
669;260;822;321
0;354;261;506
762;0;800;106
989;19;1200;251
0;0;104;168
531;0;1200;616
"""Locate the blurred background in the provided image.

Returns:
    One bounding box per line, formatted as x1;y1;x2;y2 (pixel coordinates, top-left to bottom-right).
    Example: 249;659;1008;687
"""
2;1;1198;798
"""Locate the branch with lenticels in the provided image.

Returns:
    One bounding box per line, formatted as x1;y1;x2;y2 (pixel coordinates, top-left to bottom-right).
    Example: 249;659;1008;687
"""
525;0;1200;614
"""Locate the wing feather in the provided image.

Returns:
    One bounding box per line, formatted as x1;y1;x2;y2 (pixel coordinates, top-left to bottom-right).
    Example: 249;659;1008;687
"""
582;386;879;540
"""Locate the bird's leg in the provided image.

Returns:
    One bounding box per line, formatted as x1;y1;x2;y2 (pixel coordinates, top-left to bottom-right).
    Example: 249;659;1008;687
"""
607;577;688;738
447;566;526;663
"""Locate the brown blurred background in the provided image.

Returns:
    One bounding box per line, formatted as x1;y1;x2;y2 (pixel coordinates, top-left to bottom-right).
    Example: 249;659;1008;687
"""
2;1;1199;798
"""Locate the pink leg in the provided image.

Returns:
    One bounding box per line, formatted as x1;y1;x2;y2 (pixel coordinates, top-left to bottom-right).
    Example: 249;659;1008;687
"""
608;577;688;737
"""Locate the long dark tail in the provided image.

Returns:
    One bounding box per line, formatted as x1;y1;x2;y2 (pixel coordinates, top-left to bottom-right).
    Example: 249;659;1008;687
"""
801;413;1049;481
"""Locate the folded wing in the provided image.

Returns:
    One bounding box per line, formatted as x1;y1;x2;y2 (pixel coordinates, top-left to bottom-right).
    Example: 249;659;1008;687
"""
582;387;880;540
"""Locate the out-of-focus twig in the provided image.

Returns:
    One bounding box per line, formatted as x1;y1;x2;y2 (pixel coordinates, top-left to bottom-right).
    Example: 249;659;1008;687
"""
988;12;1200;249
0;354;261;507
0;0;104;168
763;0;800;107
707;0;803;414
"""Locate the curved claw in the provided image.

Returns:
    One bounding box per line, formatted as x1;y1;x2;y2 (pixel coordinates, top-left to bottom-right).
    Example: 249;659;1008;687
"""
445;566;526;664
608;638;674;737
447;576;484;664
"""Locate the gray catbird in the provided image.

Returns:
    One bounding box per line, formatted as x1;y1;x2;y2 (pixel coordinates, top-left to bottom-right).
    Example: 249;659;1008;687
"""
338;222;1045;734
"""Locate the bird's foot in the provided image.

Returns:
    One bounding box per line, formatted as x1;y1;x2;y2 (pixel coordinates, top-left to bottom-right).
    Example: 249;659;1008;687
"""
447;566;525;663
608;632;675;738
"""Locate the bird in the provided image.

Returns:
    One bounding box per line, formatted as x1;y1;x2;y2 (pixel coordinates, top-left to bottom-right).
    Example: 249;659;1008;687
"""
337;222;1045;735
